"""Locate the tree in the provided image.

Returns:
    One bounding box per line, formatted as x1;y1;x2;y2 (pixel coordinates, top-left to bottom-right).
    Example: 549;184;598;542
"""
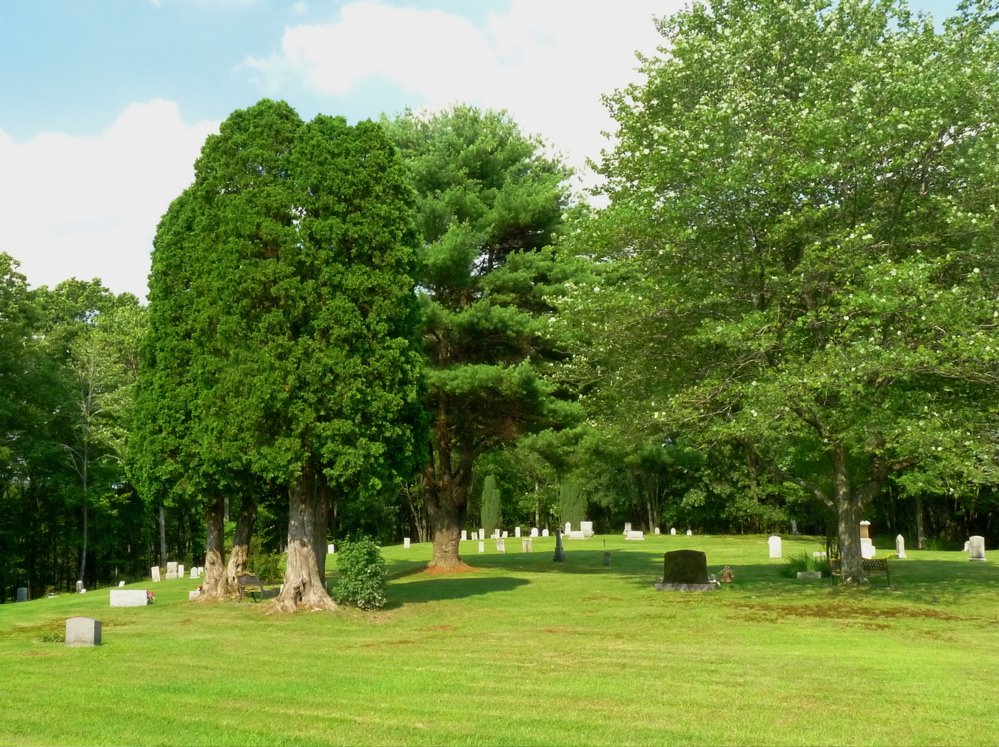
479;474;502;536
585;0;999;581
385;106;575;568
137;100;425;610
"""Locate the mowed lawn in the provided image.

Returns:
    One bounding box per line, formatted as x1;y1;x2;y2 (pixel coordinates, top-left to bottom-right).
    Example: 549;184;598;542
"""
1;534;997;746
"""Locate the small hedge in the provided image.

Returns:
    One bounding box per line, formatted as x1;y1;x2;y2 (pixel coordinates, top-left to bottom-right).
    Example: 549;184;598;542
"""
332;537;388;610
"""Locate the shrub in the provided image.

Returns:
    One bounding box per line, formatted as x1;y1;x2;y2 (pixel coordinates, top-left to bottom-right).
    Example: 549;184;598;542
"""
480;474;502;536
332;537;388;610
252;552;286;584
779;551;829;578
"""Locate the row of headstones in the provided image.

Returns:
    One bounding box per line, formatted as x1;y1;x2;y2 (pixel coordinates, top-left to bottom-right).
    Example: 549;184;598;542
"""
766;531;988;561
150;563;203;582
624;524;692;541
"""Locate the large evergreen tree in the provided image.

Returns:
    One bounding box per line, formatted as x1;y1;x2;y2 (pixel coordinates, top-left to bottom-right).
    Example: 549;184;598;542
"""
136;100;425;610
579;0;999;581
385;107;575;568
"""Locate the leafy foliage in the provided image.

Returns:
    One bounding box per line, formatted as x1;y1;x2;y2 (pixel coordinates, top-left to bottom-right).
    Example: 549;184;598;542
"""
332;537;388;610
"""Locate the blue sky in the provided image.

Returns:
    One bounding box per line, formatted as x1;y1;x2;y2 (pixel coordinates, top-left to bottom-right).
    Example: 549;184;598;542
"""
0;0;961;298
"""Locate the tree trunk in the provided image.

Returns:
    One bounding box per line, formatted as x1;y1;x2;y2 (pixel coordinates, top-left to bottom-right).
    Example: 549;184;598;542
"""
158;502;167;568
225;496;256;593
915;496;926;549
428;497;464;568
423;422;473;569
832;444;866;584
275;467;335;612
200;495;227;599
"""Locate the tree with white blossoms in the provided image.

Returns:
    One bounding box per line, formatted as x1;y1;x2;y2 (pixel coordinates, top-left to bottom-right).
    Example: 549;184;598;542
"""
573;0;999;582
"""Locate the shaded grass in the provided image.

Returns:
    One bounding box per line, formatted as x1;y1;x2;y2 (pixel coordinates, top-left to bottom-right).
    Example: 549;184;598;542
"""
1;534;997;745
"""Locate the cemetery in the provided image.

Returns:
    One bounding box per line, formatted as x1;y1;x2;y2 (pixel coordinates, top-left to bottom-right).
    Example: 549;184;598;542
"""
2;531;997;746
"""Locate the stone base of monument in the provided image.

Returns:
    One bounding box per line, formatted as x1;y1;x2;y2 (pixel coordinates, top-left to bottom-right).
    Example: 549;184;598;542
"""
654;582;719;592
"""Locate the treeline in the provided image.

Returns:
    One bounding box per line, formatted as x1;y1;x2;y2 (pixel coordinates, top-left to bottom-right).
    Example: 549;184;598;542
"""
3;0;998;600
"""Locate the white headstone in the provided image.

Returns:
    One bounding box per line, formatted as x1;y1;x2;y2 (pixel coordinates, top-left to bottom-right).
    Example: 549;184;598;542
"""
496;539;506;553
478;541;485;553
166;561;178;580
541;528;549;538
461;530;468;541
530;527;539;537
895;534;907;559
654;527;661;535
118;580;126;587
151;566;161;583
328;543;336;554
670;528;677;536
861;539;876;559
478;529;485;540
403;537;411;549
515;527;521;538
768;535;782;559
110;589;149;608
522;538;533;553
580;521;594;537
565;522;572;535
491;529;500;539
65;617;101;647
968;535;986;561
501;531;508;539
686;529;692;536
624;522;632;533
16;587;28;602
625;530;645;541
964;540;970;552
76;580;84;593
188;590;201;600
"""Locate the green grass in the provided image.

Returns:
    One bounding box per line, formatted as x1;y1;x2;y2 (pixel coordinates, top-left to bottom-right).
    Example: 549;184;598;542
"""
2;534;998;746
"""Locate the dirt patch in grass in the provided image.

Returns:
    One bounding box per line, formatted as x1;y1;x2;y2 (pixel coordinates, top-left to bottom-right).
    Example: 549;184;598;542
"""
420;563;481;575
362;639;417;648
424;624;455;632
733;602;968;624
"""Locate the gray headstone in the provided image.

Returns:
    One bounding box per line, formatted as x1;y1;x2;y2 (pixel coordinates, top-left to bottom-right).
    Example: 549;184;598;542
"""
496;538;506;553
663;550;709;585
895;534;907;559
522;538;533;553
151;566;161;582
624;522;632;533
478;541;485;553
541;528;549;538
968;535;986;561
75;580;84;593
110;589;149;607
66;617;101;647
16;587;28;602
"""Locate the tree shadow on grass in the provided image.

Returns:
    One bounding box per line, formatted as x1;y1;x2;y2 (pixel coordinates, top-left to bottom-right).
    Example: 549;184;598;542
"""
387;576;528;607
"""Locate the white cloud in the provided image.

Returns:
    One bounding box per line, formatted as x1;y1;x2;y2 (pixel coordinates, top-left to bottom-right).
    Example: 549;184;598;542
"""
244;0;678;186
0;100;216;299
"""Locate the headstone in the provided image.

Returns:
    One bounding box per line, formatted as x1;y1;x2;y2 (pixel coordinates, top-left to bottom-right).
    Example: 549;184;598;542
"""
496;539;506;553
118;580;126;587
860;521;876;559
895;534;907;559
968;535;986;562
177;564;185;579
530;527;539;537
76;580;84;593
656;550;717;591
478;541;485;553
624;522;632;533
515;527;521;538
580;521;594;537
567;530;586;539
328;543;336;554
564;522;572;535
670;528;677;536
553;529;566;562
501;531;508;539
151;566;161;583
768;535;782;559
859;520;871;539
188;590;201;600
654;527;661;535
166;561;178;580
625;530;645;541
522;538;533;553
790;518;799;534
491;529;500;539
110;589;149;607
16;587;28;602
964;540;970;552
478;529;485;540
686;529;692;536
403;537;411;549
461;530;468;541
65;617;101;647
541;529;549;538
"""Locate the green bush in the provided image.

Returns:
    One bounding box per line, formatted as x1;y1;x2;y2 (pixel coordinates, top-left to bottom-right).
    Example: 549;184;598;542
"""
332;537;388;610
480;474;502;536
252;552;286;584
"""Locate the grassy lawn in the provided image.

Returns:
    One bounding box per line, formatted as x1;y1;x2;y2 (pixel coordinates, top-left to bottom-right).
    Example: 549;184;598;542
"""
1;534;997;746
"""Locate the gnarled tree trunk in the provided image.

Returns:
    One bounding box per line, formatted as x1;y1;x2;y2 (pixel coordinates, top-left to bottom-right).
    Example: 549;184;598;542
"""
200;495;227;599
225;496;257;594
274;467;335;612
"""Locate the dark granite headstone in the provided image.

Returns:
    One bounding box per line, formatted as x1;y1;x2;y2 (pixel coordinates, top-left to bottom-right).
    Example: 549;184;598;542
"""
663;550;709;584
